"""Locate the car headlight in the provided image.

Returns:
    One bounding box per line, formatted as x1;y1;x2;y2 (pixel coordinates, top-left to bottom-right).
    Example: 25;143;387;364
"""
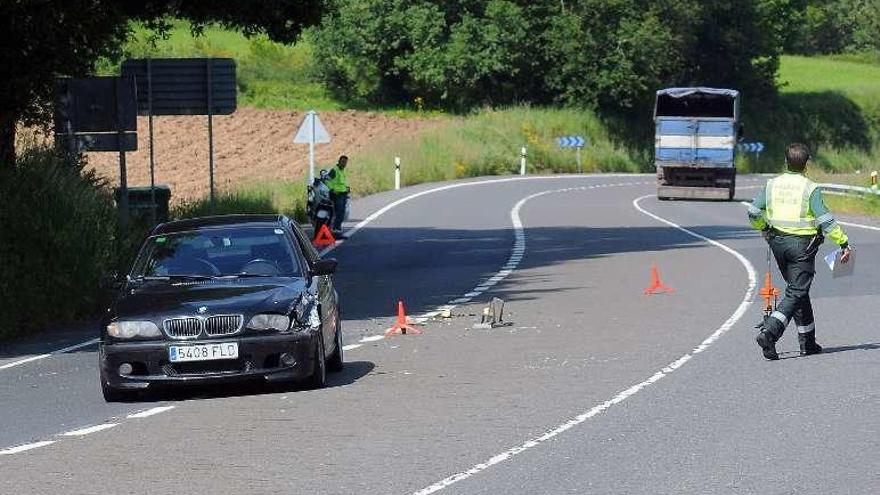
107;321;161;339
247;314;291;332
293;295;321;331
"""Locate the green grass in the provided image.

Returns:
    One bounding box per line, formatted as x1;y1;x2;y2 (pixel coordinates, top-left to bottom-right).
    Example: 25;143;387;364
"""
99;20;345;111
173;181;308;222
778;55;880;100
347;107;642;196
825;193;880;218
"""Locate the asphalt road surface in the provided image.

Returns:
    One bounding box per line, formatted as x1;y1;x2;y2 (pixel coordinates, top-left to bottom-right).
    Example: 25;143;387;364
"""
1;174;878;494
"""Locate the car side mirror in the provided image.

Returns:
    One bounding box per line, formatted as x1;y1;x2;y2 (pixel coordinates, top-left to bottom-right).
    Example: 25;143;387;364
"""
311;258;337;276
99;271;123;290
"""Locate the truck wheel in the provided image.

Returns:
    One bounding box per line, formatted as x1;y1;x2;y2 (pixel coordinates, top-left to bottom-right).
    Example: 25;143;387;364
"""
728;176;736;201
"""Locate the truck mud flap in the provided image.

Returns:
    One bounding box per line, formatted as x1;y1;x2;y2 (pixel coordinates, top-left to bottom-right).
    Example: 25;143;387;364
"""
657;186;731;201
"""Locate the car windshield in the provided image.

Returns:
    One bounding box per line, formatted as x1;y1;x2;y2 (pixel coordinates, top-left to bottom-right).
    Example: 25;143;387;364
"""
131;226;301;279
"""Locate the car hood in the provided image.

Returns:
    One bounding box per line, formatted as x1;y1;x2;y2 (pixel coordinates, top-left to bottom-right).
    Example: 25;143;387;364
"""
112;278;309;320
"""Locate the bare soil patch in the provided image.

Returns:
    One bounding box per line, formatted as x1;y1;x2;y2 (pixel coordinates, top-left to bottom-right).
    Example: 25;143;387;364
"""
85;108;440;203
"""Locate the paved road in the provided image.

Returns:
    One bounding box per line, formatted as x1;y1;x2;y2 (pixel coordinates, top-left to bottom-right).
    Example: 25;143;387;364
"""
1;175;878;494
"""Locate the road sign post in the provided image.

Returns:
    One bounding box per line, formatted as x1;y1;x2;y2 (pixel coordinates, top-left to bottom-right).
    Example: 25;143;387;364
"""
294;110;331;184
556;135;586;173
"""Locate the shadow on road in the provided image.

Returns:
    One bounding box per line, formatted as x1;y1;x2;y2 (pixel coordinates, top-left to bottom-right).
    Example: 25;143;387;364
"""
119;360;376;404
818;342;880;355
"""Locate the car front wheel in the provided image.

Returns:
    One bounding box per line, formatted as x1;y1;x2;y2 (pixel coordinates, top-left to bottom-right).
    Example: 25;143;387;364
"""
327;320;344;372
304;334;327;389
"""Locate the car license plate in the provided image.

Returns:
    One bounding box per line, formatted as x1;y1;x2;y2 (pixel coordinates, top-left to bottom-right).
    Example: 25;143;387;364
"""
169;342;238;363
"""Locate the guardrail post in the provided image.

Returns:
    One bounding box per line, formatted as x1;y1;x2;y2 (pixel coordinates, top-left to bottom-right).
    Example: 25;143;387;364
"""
394;156;401;190
520;146;527;176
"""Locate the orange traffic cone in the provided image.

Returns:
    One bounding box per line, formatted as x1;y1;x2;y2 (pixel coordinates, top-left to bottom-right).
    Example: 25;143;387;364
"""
384;300;423;337
313;224;336;248
758;271;780;313
644;263;675;295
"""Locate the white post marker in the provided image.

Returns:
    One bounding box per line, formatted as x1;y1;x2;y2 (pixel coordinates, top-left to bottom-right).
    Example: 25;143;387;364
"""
293;110;332;184
395;156;401;190
872;170;878;190
520;146;527;176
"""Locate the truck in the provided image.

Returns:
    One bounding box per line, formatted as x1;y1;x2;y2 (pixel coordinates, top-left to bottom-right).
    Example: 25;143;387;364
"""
654;87;741;201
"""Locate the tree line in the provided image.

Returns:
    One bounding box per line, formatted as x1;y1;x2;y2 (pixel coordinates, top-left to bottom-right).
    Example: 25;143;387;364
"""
2;0;878;166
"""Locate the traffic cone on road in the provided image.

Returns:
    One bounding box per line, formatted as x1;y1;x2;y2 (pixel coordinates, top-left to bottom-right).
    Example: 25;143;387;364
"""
313;224;336;248
384;300;423;337
758;271;780;313
644;263;675;295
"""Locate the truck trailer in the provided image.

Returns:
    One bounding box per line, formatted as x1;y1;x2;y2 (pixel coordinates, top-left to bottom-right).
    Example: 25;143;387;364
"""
654;87;741;201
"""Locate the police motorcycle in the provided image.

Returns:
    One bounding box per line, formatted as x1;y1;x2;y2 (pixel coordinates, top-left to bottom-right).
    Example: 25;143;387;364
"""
307;170;335;237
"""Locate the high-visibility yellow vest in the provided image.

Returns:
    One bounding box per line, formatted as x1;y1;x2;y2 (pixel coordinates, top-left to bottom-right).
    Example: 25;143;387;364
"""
325;166;348;193
766;172;818;235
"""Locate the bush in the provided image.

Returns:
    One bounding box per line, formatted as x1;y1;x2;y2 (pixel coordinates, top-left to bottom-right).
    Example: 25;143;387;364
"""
0;147;121;340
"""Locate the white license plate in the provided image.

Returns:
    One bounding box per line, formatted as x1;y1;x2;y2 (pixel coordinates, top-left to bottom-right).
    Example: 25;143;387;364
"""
169;342;238;363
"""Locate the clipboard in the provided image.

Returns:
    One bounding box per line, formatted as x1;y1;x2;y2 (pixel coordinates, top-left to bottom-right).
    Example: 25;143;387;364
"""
824;248;855;278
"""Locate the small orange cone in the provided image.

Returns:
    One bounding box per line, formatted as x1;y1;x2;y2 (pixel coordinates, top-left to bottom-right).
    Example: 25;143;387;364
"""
384;300;423;337
313;224;336;248
758;271;780;312
644;263;675;295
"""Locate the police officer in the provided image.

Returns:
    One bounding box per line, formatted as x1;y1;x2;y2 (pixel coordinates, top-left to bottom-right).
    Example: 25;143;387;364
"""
748;143;852;360
325;155;350;235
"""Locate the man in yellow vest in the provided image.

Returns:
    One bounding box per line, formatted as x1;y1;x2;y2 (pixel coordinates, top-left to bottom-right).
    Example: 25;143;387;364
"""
325;155;350;235
748;143;852;360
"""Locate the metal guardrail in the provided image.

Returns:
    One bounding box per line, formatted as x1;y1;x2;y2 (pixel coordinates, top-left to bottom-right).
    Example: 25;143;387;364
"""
818;183;880;197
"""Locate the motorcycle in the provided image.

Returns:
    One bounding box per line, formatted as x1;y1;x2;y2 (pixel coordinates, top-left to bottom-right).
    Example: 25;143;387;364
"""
306;170;350;238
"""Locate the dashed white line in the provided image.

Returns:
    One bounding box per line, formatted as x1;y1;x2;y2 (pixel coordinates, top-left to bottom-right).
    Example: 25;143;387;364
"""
0;441;56;455
342;344;363;351
360;335;385;343
412;194;757;494
127;406;175;419
62;423;118;437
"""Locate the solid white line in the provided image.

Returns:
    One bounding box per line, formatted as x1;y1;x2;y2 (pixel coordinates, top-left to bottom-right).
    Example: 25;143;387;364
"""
0;354;52;371
413;194;757;495
342;344;363;351
0;441;56;455
62;423;118;437
0;338;100;372
360;335;385;343
127;406;175;419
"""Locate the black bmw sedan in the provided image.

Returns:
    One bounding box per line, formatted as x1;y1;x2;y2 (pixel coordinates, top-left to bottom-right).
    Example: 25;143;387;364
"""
99;215;343;402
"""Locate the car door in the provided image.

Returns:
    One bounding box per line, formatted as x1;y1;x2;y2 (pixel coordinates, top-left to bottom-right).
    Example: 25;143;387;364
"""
286;219;338;350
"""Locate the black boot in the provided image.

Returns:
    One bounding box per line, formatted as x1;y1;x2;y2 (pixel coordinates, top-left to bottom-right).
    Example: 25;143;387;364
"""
755;316;782;361
798;330;823;356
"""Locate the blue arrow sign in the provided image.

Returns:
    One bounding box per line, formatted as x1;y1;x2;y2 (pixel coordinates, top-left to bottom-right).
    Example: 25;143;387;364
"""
737;142;764;153
557;135;586;148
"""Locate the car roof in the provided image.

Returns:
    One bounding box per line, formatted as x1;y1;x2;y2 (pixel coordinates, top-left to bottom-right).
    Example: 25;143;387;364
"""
152;215;286;235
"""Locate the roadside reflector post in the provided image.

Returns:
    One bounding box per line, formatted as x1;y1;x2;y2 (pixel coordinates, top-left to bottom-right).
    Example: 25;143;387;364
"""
520;146;527;175
871;170;878;190
395;156;401;190
576;146;582;174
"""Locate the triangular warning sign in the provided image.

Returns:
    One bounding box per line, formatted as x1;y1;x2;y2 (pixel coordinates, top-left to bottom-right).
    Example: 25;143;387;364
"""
293;111;331;144
313;224;336;247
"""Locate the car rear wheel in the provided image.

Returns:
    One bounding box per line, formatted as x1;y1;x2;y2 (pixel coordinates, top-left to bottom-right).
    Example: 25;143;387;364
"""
327;320;344;372
304;334;327;389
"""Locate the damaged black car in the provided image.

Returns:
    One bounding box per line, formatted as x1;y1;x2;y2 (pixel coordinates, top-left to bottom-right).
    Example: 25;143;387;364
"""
99;215;343;402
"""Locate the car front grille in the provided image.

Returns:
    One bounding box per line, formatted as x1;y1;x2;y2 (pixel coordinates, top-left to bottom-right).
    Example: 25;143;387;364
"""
164;317;202;339
163;359;252;377
205;315;243;336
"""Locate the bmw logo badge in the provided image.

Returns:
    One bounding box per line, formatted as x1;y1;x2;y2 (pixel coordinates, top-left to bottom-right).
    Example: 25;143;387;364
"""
198;306;208;314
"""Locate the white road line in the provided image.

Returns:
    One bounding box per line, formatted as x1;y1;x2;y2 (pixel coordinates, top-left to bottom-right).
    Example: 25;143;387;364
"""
342;344;363;351
0;441;56;455
62;423;118;437
127;406;175;419
360;335;385;343
0;354;52;371
0;338;100;372
413;194;757;495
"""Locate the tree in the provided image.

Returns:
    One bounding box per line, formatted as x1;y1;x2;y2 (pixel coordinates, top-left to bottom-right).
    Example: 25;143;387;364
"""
0;0;324;167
